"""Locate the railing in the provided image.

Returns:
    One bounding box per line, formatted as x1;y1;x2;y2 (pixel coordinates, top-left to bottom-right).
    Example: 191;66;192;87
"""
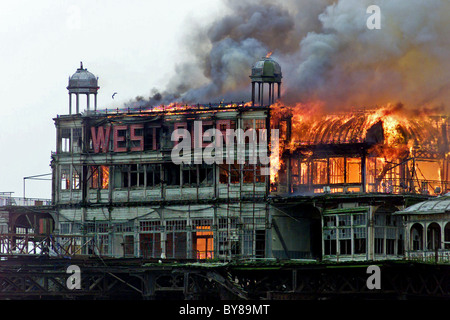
0;197;51;207
405;249;450;263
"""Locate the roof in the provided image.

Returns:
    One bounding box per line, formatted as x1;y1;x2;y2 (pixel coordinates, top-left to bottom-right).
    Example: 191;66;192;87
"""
250;57;282;82
67;62;99;93
395;194;450;215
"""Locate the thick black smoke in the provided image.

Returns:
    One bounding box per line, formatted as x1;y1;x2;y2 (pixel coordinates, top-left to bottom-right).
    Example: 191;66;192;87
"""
129;0;450;113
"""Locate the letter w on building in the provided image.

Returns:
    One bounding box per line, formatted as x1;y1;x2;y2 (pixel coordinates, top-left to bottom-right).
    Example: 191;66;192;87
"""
91;126;111;153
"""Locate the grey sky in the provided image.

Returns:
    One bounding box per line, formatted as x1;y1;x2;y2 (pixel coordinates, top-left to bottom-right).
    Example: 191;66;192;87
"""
0;0;223;199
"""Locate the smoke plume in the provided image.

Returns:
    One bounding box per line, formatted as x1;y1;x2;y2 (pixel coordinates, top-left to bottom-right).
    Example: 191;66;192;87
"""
130;0;450;114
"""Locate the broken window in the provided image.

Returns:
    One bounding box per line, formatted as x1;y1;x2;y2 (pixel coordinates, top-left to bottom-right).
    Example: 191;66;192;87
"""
115;164;145;188
415;160;442;195
243;163;255;183
72;128;82;153
60;127;82;153
354;227;367;254
90;165;109;189
339;228;351;255
123;235;134;257
219;164;229;184
312;159;327;185
291;159;299;186
255;230;266;258
346;158;361;184
255;119;266;130
329;157;345;184
192;219;213;259
166;220;187;259
256;165;266;183
60;128;71;153
427;223;441;250
164;163;181;186
139;221;161;258
219;163;240;184
96;234;109;255
411;224;424;250
324;212;368;257
182;164;197;186
199;164;213;185
324;229;337;255
230;163;240;184
72;166;81;190
146;164;161;187
139;233;161;258
60;165;70;190
144;126;161;150
130;164;145;187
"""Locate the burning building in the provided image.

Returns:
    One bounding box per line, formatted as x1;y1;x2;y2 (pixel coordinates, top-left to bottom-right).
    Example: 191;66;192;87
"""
49;59;450;263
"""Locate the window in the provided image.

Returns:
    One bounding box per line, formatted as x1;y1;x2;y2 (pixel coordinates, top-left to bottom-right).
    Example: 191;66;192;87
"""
144;126;160;150
324;216;336;227
96;234;109;255
411;224;423;250
230;163;240;184
219;163;240;184
375;227;384;254
445;222;450;250
255;119;266;130
123;235;134;257
312;159;327;185
140;233;161;258
146;164;161;187
346;158;361;184
324;212;368;257
199;164;213;185
353;214;366;226
329;158;345;184
339;228;351;255
354;227;366;254
140;221;160;232
427;223;441;250
72;166;81;190
166;220;187;259
256;165;266;183
72;128;82;153
61;128;71;153
164;163;181;186
60;166;70;190
139;220;161;258
192;219;213;259
255;230;265;258
130;164;144;187
182;164;197;186
90;166;109;189
324;229;337;255
243;163;255;183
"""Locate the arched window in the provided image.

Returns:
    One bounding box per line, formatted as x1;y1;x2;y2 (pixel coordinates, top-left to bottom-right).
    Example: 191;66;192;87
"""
445;222;450;250
410;223;423;251
427;223;441;250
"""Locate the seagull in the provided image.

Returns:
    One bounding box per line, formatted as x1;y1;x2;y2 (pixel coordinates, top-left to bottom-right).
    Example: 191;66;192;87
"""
112;92;117;99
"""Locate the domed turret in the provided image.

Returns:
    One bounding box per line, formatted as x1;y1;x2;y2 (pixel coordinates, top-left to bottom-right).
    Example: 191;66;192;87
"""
67;62;99;114
250;55;282;106
250;56;282;83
